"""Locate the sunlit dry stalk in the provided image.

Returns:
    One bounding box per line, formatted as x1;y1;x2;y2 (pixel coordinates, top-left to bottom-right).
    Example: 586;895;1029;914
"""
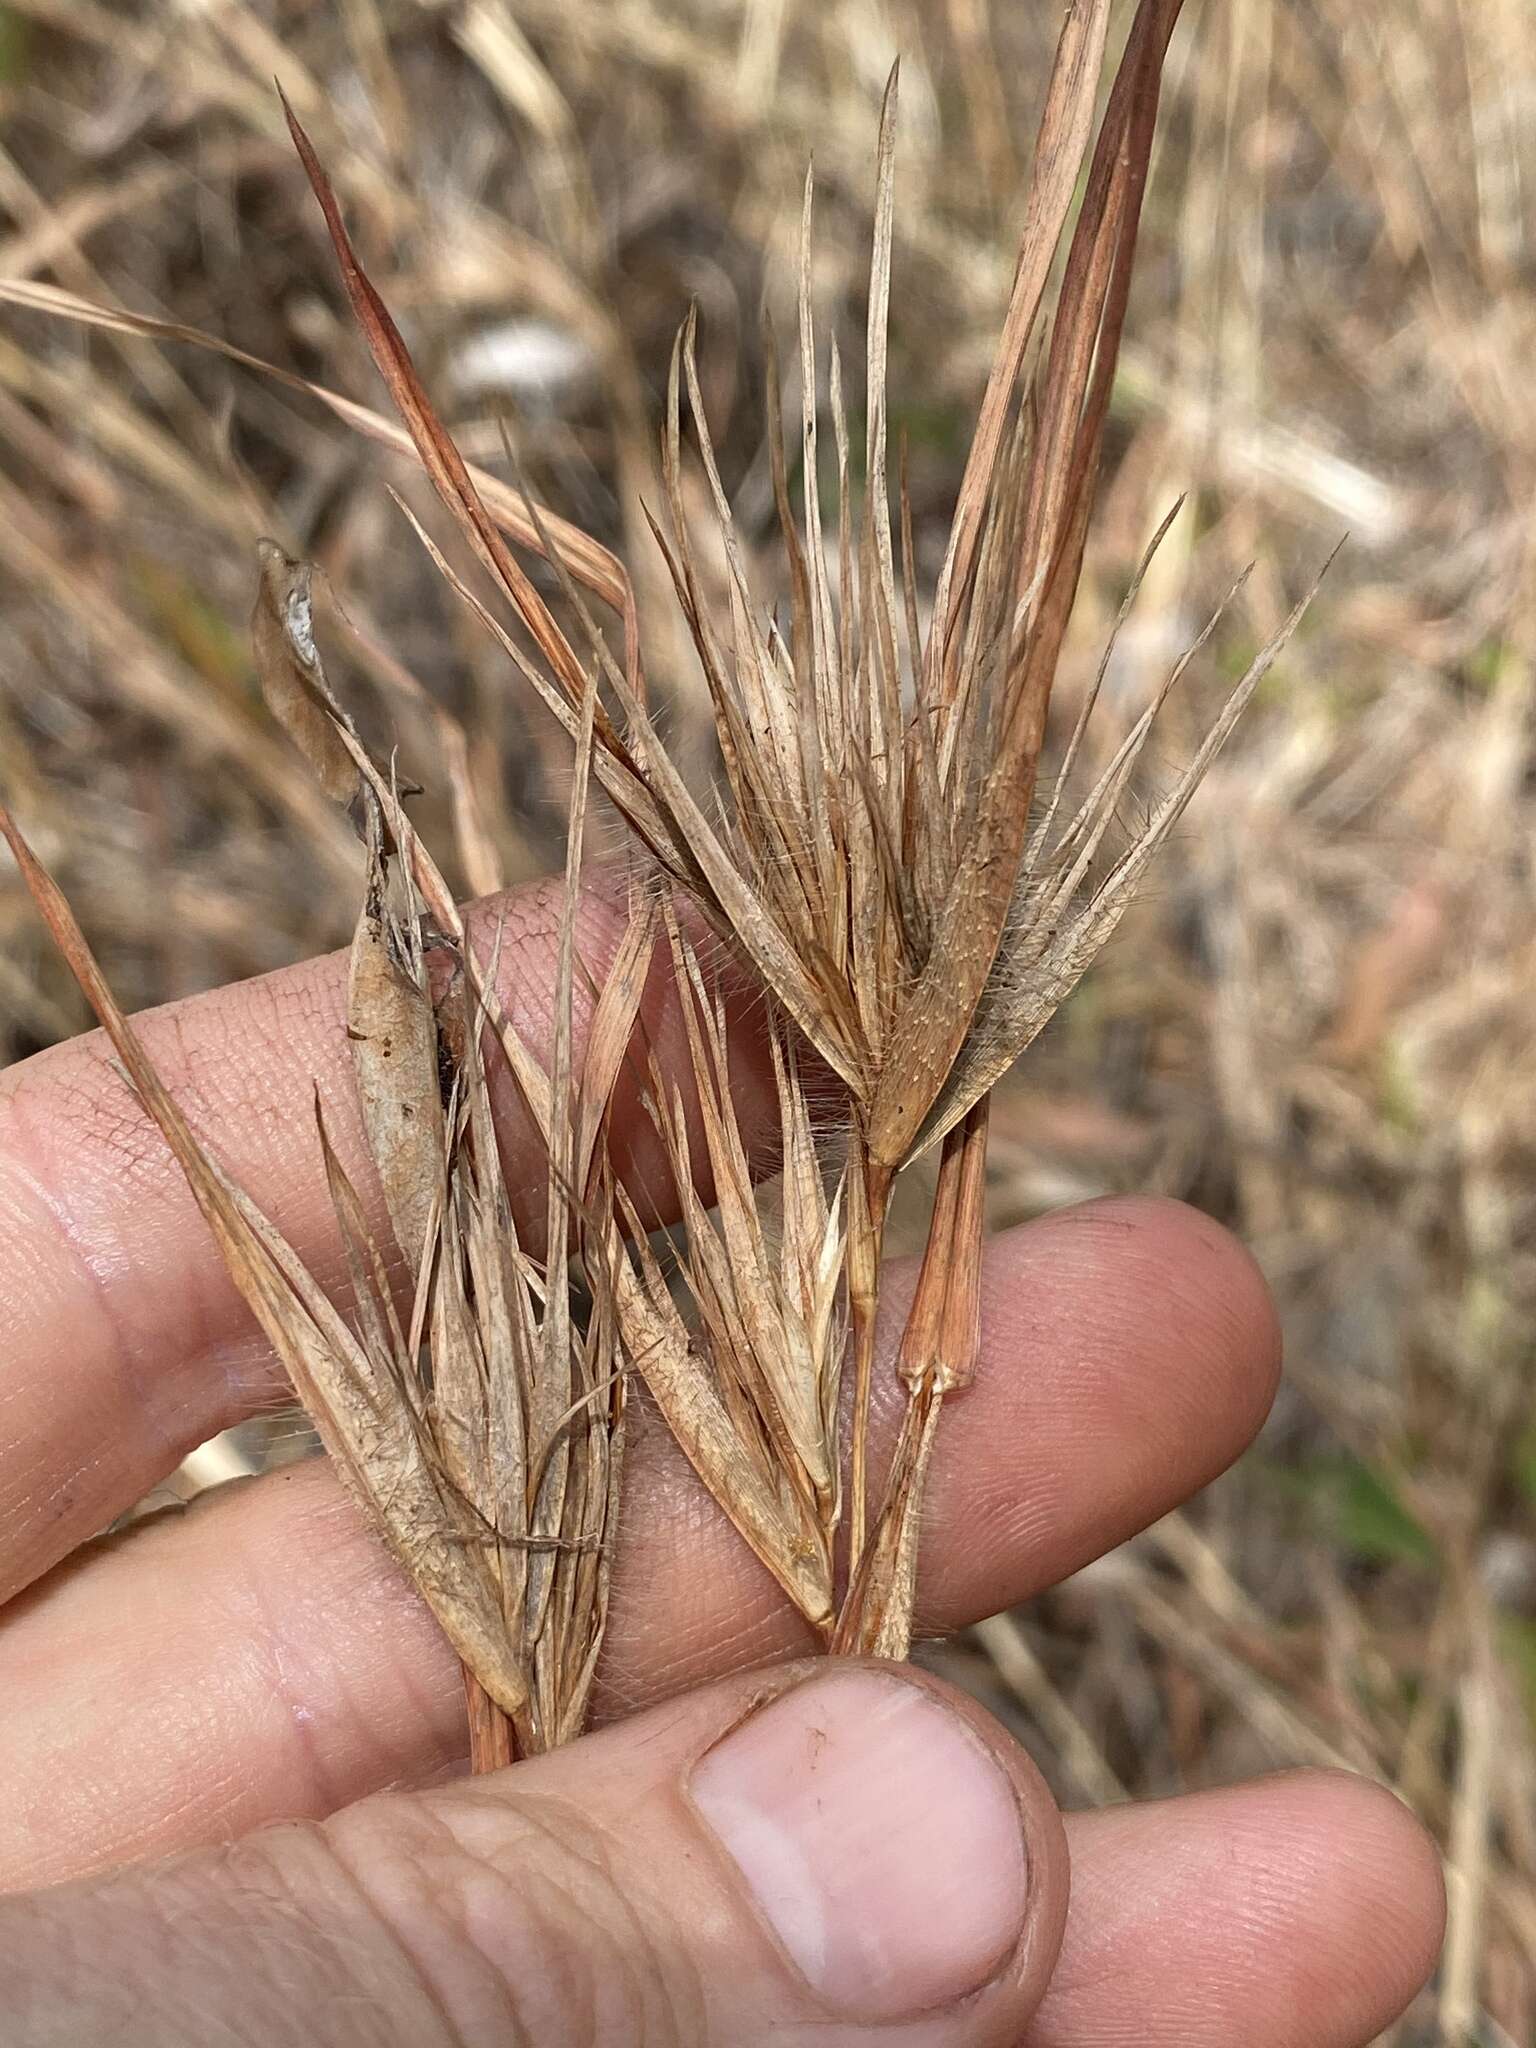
834;1098;990;1655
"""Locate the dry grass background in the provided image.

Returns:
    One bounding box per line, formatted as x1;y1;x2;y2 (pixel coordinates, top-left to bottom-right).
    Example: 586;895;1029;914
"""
0;1;1532;2039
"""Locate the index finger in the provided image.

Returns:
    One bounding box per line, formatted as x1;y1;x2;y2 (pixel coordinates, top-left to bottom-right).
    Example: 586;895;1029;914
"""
0;867;778;1603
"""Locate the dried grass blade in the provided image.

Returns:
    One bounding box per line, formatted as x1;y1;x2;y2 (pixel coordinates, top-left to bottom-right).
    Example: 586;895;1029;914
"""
313;1098;416;1386
1037;563;1256;928
867;0;1186;1176
925;0;1112;686
764;318;814;704
0;803;529;1720
387;492;676;874
1022;496;1187;874
282;98;625;708
574;886;657;1192
919;548;1339;1154
523;676;598;1655
0;276;633;620
864;61;902;782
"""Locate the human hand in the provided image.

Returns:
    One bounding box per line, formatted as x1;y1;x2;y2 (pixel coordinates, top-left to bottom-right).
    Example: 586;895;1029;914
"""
0;872;1443;2045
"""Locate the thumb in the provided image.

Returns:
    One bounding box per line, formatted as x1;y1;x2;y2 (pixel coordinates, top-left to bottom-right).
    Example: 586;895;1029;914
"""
4;1661;1068;2047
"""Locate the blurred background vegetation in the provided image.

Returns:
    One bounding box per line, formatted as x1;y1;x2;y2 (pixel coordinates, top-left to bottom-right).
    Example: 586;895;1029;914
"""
0;3;1533;2039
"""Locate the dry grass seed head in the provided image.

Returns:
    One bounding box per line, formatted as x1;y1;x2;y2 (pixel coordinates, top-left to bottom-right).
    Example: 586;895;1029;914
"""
6;0;1327;1718
2;568;641;1763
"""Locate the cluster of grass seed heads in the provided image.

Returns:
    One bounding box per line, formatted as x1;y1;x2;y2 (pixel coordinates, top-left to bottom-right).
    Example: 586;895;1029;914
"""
1;0;1330;1764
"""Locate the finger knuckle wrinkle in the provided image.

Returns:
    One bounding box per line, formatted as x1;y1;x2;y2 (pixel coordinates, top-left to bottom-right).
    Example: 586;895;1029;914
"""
313;1789;704;2048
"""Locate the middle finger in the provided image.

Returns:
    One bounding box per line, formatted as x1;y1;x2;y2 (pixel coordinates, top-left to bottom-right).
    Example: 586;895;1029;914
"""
0;1196;1277;1890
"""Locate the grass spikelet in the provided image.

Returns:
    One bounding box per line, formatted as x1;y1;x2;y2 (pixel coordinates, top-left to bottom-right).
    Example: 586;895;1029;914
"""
2;565;641;1767
608;906;848;1635
279;0;1329;1660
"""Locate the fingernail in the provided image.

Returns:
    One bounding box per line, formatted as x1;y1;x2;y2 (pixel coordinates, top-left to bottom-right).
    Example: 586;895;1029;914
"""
689;1669;1028;2022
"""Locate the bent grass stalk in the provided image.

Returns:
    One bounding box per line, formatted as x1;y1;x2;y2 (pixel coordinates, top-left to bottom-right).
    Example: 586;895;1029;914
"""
2;0;1333;1744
